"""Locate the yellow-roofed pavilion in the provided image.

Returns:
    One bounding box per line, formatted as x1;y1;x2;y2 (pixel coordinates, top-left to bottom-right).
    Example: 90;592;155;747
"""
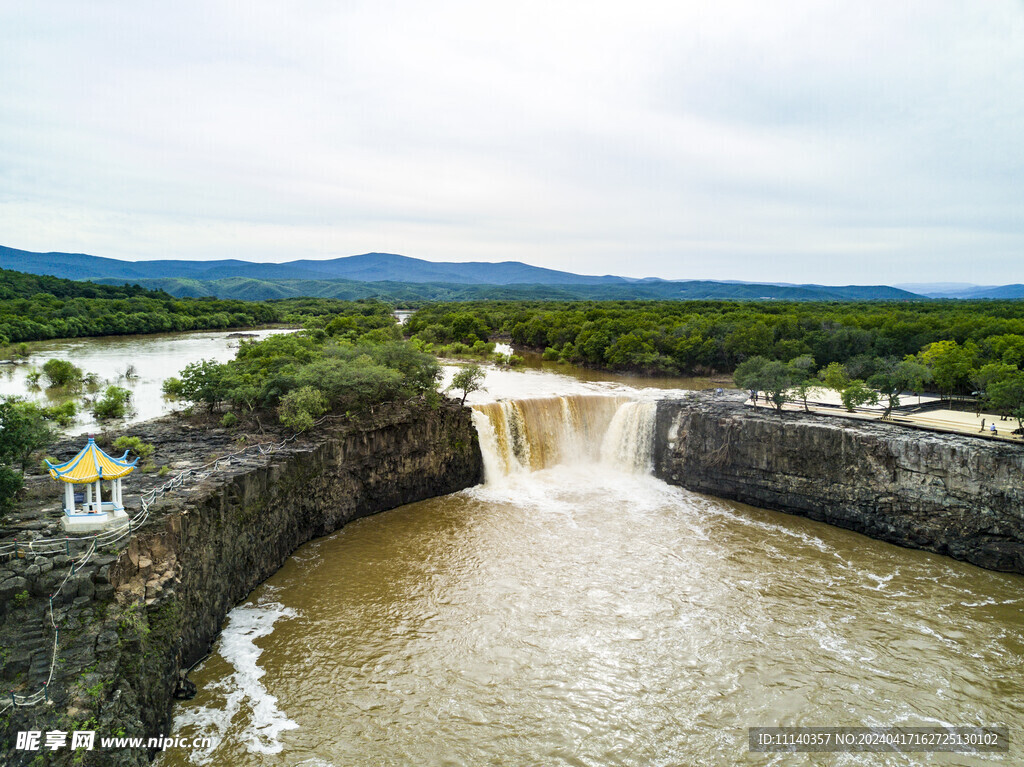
46;437;137;527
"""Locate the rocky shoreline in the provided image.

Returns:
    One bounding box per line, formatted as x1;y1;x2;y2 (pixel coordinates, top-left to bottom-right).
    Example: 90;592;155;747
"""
654;391;1024;575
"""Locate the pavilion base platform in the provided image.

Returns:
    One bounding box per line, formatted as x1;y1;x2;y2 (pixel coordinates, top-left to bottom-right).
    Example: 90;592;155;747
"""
61;508;130;533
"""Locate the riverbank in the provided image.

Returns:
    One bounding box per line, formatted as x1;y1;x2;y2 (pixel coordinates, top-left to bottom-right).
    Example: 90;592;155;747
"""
0;400;481;767
655;391;1024;575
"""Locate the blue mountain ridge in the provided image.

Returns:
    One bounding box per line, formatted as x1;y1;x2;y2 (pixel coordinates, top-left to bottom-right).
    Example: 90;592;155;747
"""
0;246;625;285
0;244;929;300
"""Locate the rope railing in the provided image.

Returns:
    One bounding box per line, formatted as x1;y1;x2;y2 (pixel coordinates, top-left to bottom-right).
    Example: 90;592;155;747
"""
0;409;360;713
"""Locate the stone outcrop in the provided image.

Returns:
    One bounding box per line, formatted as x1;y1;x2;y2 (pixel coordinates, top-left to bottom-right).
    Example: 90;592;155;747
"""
654;392;1024;575
0;400;482;766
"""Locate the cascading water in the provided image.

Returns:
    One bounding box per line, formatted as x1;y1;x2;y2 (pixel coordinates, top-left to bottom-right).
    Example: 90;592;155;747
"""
471;394;658;482
599;400;658;474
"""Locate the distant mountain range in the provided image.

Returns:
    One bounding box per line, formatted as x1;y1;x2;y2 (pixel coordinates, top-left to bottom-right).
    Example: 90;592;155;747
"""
0;245;625;285
2;244;1019;302
81;277;916;302
894;282;1024;299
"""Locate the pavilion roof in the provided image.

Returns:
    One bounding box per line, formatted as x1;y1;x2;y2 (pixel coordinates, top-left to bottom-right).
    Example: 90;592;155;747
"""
46;437;138;483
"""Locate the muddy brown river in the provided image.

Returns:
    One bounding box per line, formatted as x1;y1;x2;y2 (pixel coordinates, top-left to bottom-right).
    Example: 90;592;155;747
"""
159;372;1023;767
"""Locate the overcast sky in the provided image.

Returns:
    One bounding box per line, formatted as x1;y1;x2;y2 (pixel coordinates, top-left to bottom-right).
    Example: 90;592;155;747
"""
2;1;1022;284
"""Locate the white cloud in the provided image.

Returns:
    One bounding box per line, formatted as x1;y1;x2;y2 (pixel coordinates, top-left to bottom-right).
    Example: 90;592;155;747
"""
1;0;1023;283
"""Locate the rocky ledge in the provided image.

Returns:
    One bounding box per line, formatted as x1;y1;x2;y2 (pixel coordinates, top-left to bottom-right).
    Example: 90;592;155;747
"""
0;399;482;766
654;392;1024;575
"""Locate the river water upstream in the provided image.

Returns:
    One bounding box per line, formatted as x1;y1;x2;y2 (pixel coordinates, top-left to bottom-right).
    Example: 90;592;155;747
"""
0;328;294;433
153;362;1022;766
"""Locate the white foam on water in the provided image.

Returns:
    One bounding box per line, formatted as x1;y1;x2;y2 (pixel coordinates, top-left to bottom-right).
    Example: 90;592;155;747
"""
173;600;299;763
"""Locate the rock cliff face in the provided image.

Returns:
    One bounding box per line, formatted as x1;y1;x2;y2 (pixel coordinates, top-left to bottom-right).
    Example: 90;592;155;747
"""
0;400;482;766
654;393;1024;575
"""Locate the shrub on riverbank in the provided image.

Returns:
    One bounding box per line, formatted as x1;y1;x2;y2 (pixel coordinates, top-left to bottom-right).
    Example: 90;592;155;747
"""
0;464;22;512
0;396;65;510
93;386;132;420
171;306;441;426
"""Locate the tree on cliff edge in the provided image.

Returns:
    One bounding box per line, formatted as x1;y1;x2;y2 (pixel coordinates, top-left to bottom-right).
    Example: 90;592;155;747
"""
448;364;485;405
733;356;793;412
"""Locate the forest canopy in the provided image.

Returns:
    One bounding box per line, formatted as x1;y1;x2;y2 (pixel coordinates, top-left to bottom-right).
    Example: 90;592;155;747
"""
165;301;441;429
0;268;387;345
403;300;1024;396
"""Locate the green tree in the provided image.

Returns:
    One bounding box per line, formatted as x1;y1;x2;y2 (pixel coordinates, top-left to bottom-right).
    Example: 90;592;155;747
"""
919;340;976;401
754;361;794;412
0;397;57;470
294;358;404;411
724;321;773;361
278;385;328;431
162;377;185;397
987;371;1024;431
733;355;769;403
448;364;486;405
787;354;818;412
605;332;660;370
820;362;850;394
41;358;83;388
365;342;441;394
0;463;23;512
985;334;1024;367
970;362;1017;403
178;359;230;411
92;386;132;420
893;357;932;403
839;379;879;412
734;356;792;411
866;372;901;418
449;312;490;345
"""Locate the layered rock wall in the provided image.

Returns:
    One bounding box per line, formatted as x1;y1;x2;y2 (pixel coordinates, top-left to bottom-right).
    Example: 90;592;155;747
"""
654;393;1024;574
1;401;482;766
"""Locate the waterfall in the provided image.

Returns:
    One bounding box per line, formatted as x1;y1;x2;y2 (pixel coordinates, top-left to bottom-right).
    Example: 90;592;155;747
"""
599;400;658;474
471;395;657;482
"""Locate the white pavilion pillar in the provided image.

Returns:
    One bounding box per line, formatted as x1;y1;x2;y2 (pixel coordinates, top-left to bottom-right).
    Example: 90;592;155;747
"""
95;479;102;513
86;483;93;510
64;483;74;513
115;478;122;508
